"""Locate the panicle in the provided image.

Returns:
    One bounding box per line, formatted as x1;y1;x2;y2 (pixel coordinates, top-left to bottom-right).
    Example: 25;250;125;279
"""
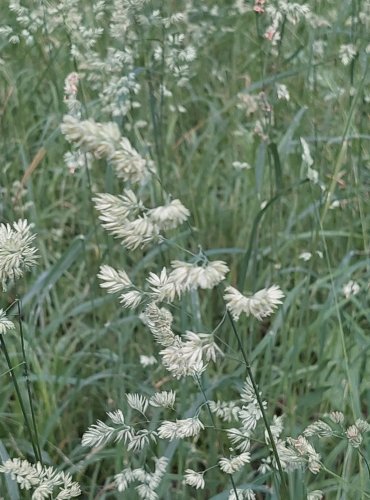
218;452;251;474
113;216;161;250
128;429;157;452
146;199;190;230
307;491;324;500
110;137;152;182
81;412;132;448
342;280;360;298
94;193;189;251
339;44;357;65
228;489;256;500
158;417;204;440
61;116;151;182
97;264;132;293
64;72;81;117
115;456;167;497
209;400;241;422
0;219;38;290
140;355;157;367
239;378;267;431
119;289;143;309
287;435;321;474
227;428;251;453
224;285;284;321
160;339;206;379
93;191;144;232
346;424;363;448
169;258;229;292
155;325;223;379
184;469;205;489
147;267;180;302
0;458;81;498
0;309;15;335
303;420;334;438
126;393;149;414
135;483;158;500
276;83;290;101
328;411;345;424
143;302;176;347
61;115;120;157
301;137;314;166
183;330;223;362
266;415;284;443
149;390;176;409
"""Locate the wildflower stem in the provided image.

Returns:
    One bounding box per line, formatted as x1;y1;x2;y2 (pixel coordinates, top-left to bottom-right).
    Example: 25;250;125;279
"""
195;375;239;500
65;29;101;255
15;296;42;464
0;336;39;461
195;377;213;423
226;310;288;497
358;449;370;477
229;475;240;500
147;68;164;203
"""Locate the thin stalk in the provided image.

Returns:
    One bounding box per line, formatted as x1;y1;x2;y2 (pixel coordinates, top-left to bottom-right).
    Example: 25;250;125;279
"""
65;30;101;252
358;449;370;477
321;60;368;223
315;210;358;418
0;336;39;460
64;31;103;326
226;310;288;497
15;295;42;463
195;375;239;500
146;68;164;198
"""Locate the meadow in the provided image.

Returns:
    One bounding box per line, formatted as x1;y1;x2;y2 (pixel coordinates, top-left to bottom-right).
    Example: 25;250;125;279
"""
0;1;369;499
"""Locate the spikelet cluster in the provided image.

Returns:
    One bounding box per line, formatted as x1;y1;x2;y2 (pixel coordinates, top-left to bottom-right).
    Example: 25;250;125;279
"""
0;220;38;290
0;459;81;499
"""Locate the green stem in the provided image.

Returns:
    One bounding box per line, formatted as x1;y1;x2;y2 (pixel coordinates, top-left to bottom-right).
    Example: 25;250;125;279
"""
0;336;39;461
226;310;288;497
15;296;42;463
358;449;370;477
147;68;164;198
195;375;240;500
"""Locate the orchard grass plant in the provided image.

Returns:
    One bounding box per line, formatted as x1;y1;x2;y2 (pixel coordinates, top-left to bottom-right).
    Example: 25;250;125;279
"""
0;0;370;499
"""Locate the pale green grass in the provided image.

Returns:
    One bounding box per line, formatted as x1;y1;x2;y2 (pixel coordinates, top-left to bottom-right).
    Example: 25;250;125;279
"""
0;1;370;498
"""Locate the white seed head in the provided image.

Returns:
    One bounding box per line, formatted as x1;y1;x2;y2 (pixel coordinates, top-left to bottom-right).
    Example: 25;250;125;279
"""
149;391;176;409
147;199;190;230
169;259;229;293
139;355;157;367
0;220;38;290
224;285;284;321
0;458;80;497
0;309;15;335
184;469;205;489
126;393;148;415
157;417;204;440
346;425;363;448
219;452;251;474
97;264;132;293
343;280;360;298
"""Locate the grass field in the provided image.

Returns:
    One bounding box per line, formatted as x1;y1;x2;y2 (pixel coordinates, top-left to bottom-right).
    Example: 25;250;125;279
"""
0;1;369;499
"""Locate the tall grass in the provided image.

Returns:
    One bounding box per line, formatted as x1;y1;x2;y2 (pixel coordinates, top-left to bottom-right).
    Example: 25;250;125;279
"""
0;1;369;498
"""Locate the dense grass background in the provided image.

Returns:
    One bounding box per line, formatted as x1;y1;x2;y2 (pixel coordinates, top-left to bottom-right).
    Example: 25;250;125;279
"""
0;0;369;498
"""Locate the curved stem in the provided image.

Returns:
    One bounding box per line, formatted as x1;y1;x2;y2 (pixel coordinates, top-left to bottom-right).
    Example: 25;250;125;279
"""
15;295;42;464
0;336;39;461
195;375;239;500
226;310;288;497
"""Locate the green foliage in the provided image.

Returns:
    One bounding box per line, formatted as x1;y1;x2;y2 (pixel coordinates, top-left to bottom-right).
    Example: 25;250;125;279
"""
0;0;369;498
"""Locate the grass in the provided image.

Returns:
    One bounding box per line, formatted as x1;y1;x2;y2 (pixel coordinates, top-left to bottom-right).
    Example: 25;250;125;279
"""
0;0;370;498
